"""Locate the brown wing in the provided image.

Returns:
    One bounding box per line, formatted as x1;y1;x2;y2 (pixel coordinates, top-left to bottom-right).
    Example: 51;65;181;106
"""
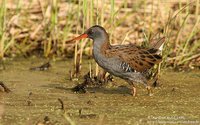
106;45;162;72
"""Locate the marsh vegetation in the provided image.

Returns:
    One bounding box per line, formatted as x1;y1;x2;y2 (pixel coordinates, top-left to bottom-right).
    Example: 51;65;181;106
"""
0;0;200;124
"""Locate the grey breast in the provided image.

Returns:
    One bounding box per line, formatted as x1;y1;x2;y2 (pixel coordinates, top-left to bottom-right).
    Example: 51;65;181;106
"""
93;45;146;83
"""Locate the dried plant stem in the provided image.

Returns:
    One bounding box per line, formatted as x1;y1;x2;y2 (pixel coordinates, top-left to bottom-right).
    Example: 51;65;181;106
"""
95;63;99;77
182;18;199;54
74;41;78;77
178;53;200;65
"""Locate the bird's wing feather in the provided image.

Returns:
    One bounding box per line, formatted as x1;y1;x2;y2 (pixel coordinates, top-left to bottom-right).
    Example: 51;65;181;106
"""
106;45;162;72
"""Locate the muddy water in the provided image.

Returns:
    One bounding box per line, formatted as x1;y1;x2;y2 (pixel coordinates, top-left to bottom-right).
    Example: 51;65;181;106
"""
0;58;200;125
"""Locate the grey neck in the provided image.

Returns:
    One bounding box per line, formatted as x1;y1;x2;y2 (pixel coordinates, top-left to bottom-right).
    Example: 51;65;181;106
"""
93;39;103;51
92;37;109;62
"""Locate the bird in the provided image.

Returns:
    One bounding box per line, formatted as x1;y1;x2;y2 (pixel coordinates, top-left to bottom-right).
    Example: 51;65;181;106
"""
67;25;164;96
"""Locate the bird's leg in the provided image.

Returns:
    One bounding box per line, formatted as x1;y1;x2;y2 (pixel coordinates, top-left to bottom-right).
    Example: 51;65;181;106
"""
152;69;159;87
146;82;153;96
132;84;137;96
127;80;137;96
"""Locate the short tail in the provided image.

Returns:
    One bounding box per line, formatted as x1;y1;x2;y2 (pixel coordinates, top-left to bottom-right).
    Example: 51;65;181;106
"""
150;37;165;54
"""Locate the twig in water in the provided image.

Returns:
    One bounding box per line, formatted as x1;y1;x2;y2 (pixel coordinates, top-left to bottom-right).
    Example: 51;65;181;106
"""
0;81;11;93
30;62;51;71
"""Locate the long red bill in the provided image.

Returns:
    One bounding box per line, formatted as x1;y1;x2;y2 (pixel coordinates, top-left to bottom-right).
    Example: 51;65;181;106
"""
66;34;88;43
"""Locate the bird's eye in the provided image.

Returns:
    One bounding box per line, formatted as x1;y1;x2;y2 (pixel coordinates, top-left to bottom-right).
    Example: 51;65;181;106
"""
88;29;94;35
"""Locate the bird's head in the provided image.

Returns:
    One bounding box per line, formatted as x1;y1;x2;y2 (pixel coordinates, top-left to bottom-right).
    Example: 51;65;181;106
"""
67;25;108;42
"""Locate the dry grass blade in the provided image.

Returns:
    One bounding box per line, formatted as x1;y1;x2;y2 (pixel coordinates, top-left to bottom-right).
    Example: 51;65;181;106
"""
0;0;199;70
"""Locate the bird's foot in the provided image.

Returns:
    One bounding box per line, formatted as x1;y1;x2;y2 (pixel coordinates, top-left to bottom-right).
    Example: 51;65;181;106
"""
148;93;153;96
